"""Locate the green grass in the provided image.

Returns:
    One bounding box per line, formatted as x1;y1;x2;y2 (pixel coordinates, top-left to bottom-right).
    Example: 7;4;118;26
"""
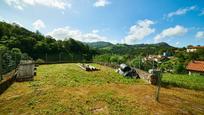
162;73;204;90
35;63;144;87
1;63;204;114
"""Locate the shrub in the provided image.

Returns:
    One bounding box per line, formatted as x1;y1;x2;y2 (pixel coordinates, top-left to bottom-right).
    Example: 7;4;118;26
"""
35;59;45;64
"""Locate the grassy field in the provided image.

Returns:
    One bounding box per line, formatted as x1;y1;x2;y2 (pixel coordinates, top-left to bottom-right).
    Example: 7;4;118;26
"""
0;63;204;114
162;73;204;90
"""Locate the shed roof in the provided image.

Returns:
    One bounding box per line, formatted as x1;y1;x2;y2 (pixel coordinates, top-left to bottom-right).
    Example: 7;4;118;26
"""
186;61;204;72
188;46;204;49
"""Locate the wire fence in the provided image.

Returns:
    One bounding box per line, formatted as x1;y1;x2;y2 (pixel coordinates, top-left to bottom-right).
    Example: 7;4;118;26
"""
0;50;21;81
33;53;93;64
0;52;93;81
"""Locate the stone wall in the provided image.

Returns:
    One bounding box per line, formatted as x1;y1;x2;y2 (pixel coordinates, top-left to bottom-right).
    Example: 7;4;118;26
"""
0;70;16;95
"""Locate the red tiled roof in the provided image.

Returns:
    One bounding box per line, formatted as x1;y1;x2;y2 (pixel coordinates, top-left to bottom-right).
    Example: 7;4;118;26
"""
186;61;204;72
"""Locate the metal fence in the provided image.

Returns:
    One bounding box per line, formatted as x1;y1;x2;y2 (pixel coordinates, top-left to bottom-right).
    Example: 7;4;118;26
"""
0;51;20;81
33;52;93;64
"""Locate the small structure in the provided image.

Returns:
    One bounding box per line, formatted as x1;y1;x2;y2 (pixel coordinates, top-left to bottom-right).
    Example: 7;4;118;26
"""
186;46;204;53
186;61;204;75
134;68;158;85
16;60;36;81
78;64;99;71
142;55;169;63
116;64;139;78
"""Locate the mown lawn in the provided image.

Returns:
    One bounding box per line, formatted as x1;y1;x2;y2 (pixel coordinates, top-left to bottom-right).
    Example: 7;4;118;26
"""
162;73;204;90
0;63;204;114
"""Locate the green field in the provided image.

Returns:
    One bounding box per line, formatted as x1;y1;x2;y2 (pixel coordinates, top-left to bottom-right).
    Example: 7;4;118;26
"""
0;63;204;114
162;73;204;90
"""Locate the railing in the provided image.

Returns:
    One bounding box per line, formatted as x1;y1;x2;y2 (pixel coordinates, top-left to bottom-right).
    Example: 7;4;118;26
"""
0;51;20;81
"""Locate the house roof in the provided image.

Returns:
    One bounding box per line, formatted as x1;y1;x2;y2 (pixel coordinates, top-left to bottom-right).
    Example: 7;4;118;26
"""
188;46;204;49
186;61;204;72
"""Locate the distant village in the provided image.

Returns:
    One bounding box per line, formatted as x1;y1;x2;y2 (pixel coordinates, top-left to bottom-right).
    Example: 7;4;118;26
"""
142;45;204;76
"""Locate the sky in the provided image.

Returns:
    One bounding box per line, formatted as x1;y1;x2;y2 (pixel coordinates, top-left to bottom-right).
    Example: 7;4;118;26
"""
0;0;204;47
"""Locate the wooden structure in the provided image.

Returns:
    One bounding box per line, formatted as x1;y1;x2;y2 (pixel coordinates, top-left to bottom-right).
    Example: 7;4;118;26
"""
135;69;158;85
78;64;99;71
16;60;36;81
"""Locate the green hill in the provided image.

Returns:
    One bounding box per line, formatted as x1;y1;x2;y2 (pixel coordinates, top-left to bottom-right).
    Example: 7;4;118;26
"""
0;21;95;61
87;41;175;56
85;41;113;48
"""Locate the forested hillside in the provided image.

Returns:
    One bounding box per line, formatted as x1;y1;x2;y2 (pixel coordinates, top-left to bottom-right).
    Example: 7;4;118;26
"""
0;21;97;62
85;41;113;49
87;41;176;59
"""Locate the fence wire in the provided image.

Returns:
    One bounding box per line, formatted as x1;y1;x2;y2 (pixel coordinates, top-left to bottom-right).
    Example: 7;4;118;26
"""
0;51;20;81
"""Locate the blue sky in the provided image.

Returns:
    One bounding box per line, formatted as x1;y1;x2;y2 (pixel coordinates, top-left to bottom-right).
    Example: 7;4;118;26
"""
0;0;204;47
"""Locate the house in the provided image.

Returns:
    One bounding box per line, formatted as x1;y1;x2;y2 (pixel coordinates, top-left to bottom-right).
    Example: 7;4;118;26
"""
186;61;204;75
186;46;204;53
142;55;169;63
142;55;162;62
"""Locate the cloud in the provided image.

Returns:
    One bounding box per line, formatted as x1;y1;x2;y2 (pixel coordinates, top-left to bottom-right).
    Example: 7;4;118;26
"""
92;29;99;34
32;19;45;30
0;16;25;27
122;19;155;44
166;6;196;18
176;41;180;45
154;25;188;42
199;9;204;16
4;0;71;10
47;27;107;42
94;0;110;7
195;31;204;39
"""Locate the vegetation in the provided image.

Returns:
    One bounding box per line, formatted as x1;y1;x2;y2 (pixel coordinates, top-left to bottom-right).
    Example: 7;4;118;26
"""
162;73;204;90
85;41;113;49
0;21;97;62
1;64;204;114
90;42;176;56
0;45;22;74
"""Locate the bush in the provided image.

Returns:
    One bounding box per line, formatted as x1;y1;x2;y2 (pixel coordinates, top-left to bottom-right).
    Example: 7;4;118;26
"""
93;54;111;63
130;57;141;68
35;59;45;64
173;62;186;74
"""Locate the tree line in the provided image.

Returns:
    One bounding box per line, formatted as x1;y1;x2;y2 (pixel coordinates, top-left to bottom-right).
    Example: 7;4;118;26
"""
0;21;97;63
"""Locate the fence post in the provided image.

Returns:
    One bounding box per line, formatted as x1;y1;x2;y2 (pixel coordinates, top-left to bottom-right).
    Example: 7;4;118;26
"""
59;52;61;63
139;57;141;69
45;53;47;63
155;71;162;102
0;51;2;81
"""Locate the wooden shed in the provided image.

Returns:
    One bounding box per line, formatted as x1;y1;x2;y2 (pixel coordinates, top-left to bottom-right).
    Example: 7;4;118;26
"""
16;60;36;81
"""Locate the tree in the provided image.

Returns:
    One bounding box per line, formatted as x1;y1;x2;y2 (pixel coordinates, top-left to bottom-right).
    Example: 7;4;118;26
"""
130;57;141;68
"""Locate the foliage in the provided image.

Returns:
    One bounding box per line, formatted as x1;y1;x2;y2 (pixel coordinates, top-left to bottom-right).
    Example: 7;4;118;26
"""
93;54;111;63
94;54;127;64
35;59;45;64
0;21;96;62
94;42;176;56
0;47;22;74
159;58;186;74
130;56;142;69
